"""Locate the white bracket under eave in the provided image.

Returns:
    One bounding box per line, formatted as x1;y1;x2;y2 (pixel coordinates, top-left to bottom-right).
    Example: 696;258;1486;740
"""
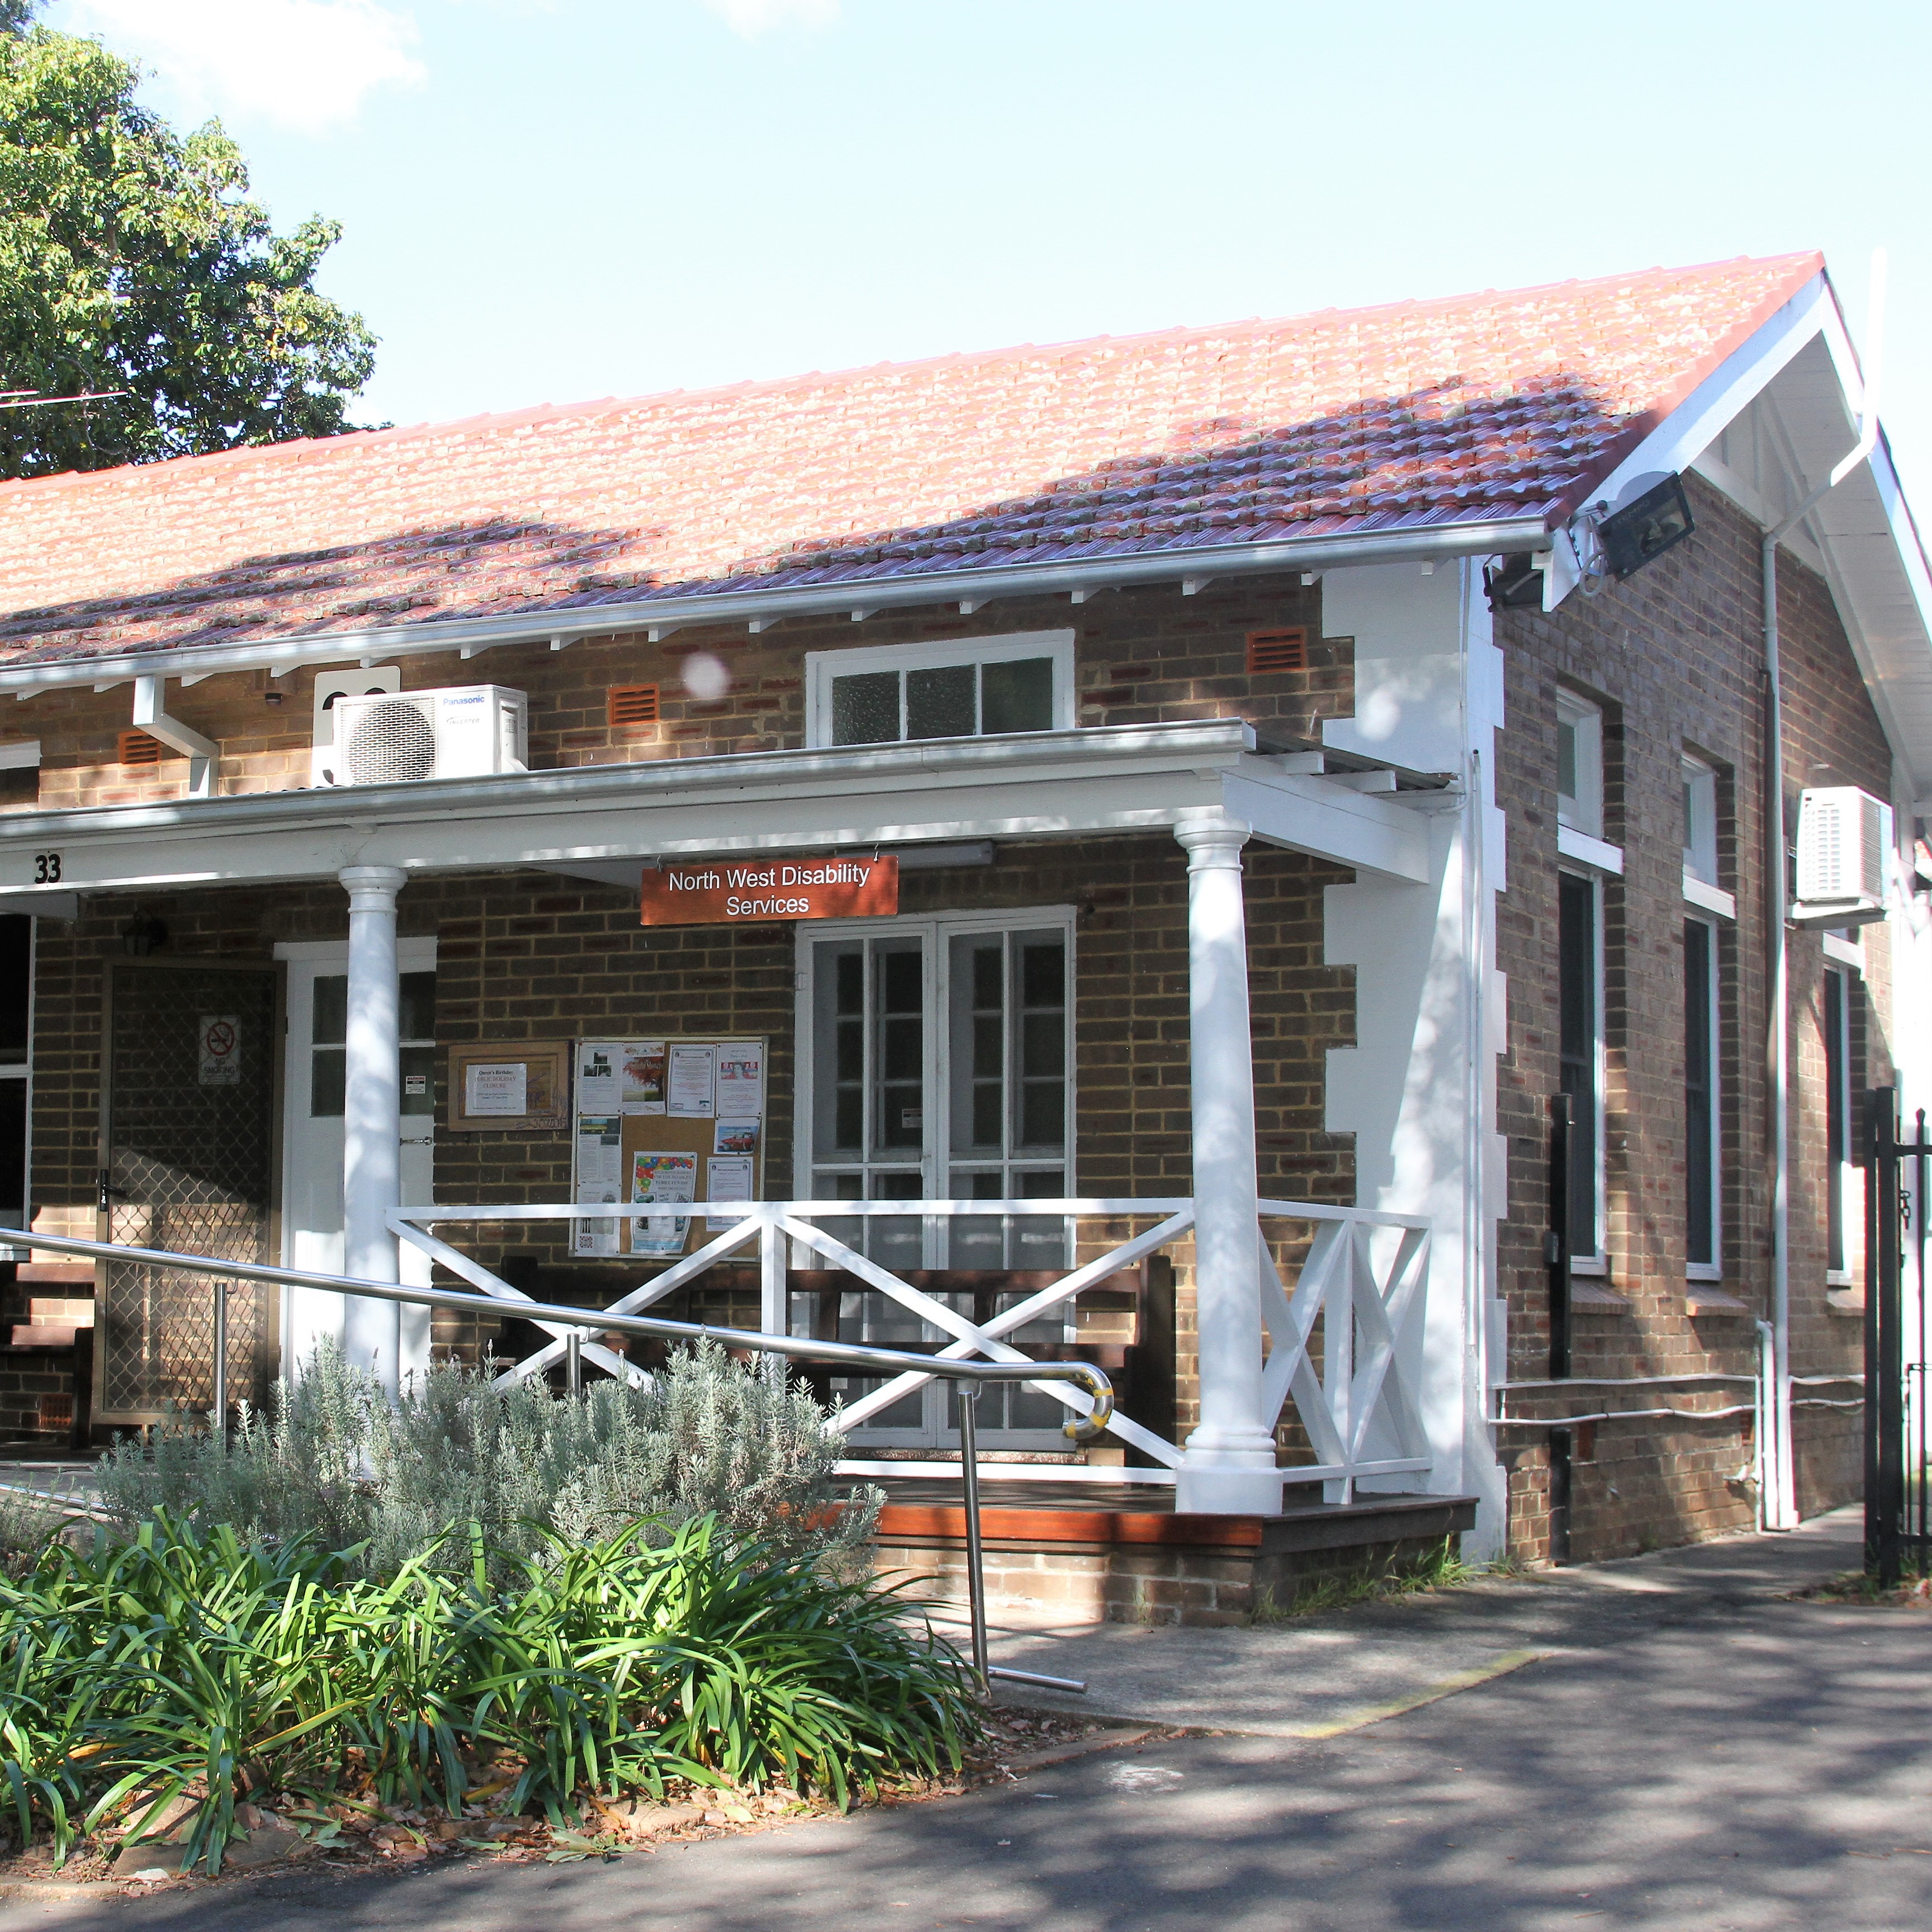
1181;576;1213;596
133;674;218;799
749;615;784;634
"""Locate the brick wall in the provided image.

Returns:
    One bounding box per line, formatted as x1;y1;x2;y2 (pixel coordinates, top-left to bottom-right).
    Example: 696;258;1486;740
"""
1492;476;1887;1558
13;579;1347;813
29;834;1349;1436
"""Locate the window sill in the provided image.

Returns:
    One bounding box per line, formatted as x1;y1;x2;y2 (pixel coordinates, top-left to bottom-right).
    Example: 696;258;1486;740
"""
1557;826;1624;875
1683;872;1736;918
1686;1286;1751;1315
1821;932;1865;970
1825;1287;1866;1318
1569;1280;1631;1311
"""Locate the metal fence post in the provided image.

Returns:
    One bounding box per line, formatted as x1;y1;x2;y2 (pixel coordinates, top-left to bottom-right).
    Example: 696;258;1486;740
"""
565;1327;583;1399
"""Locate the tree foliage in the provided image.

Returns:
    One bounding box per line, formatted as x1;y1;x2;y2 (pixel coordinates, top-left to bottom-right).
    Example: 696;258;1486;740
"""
0;7;376;479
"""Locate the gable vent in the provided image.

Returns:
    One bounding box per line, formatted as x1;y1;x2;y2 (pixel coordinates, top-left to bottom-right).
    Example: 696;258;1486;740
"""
1246;628;1308;675
117;730;165;767
608;684;660;727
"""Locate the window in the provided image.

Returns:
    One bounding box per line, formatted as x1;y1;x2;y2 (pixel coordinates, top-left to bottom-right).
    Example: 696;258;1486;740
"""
1824;965;1854;1280
1684;918;1721;1276
309;970;437;1117
1556;693;1604;838
797;910;1075;1445
1558;870;1604;1265
806;631;1074;749
1683;755;1719;886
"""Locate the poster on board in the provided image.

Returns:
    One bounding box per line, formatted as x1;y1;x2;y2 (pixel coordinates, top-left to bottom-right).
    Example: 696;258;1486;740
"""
630;1152;696;1257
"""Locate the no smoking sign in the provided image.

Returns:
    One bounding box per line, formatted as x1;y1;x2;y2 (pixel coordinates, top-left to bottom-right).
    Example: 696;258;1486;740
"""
198;1014;241;1088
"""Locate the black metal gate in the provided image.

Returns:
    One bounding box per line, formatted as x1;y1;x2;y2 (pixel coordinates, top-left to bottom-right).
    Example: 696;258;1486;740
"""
97;962;280;1423
1863;1086;1929;1584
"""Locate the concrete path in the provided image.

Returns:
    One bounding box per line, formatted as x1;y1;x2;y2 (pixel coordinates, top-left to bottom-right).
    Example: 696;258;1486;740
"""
1;1510;1925;1931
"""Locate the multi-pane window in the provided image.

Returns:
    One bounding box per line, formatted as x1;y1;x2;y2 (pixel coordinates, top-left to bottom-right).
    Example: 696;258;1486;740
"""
1556;693;1604;837
1824;966;1854;1278
806;632;1074;749
309;972;437;1119
1684;918;1721;1276
1558;871;1604;1263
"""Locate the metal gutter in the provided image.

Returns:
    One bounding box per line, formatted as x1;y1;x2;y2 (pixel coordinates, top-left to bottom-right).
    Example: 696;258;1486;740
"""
1;514;1555;697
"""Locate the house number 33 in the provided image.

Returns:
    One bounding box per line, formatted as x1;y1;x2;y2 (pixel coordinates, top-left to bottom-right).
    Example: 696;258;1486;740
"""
32;853;61;883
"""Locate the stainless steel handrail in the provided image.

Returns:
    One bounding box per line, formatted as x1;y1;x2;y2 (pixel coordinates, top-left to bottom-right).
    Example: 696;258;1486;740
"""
3;1225;1102;1694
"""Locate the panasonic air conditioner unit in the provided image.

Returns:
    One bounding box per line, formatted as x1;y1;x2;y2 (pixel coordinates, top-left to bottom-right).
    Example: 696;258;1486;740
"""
324;685;529;787
1793;785;1891;927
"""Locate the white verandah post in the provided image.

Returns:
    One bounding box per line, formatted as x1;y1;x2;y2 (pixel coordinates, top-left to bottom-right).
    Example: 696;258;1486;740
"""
340;864;405;1394
1173;813;1284;1515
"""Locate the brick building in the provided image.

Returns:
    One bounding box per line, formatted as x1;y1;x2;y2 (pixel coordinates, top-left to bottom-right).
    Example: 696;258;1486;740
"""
1;250;1926;1602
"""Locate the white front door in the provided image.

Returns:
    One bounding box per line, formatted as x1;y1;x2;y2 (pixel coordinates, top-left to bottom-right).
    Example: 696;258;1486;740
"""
277;939;437;1386
794;908;1076;1447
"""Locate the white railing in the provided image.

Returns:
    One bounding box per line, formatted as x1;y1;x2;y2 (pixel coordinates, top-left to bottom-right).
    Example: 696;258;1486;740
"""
387;1196;1436;1502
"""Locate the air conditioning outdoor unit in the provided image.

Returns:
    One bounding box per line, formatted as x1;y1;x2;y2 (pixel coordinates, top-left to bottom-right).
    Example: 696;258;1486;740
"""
324;685;528;786
1793;785;1891;927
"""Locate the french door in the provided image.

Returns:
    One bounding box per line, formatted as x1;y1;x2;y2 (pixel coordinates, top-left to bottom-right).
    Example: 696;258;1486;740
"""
795;910;1075;1447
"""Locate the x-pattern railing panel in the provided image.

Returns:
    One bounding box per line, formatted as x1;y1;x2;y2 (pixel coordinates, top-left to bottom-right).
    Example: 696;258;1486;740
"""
391;1196;1433;1493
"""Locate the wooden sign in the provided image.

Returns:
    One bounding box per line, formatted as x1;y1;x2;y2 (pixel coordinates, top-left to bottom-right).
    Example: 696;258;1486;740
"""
639;855;898;927
447;1039;570;1131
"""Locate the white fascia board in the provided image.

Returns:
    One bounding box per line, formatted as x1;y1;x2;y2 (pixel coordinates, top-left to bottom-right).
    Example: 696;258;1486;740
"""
0;720;1281;895
1222;760;1429;884
1565;272;1834;533
0;515;1554;701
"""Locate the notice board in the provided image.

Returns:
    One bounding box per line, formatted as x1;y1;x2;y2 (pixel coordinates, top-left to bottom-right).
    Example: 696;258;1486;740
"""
569;1036;767;1259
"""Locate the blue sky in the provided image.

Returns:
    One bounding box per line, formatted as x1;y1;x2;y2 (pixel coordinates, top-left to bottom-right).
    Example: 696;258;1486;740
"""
43;1;1932;509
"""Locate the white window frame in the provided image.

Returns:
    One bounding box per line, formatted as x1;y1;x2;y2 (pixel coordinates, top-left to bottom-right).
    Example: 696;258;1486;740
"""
1683;913;1722;1281
1556;692;1604;840
1559;864;1608;1273
1682;753;1719;886
804;630;1076;749
0;913;34;1252
793;905;1077;1448
1823;963;1855;1286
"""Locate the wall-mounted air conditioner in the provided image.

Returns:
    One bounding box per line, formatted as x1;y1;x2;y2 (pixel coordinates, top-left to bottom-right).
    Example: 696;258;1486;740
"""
324;685;529;787
1792;785;1891;927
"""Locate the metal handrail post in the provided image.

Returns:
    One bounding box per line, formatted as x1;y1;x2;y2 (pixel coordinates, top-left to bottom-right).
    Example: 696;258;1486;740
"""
956;1386;988;1687
211;1282;228;1436
565;1327;582;1398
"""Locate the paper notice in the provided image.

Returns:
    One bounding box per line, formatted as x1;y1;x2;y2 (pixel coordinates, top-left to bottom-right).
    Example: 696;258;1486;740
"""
666;1043;716;1118
713;1116;759;1156
571;1114;623;1256
621;1041;667;1115
705;1155;755;1230
630;1151;696;1257
575;1042;622;1116
714;1041;764;1118
465;1062;527;1117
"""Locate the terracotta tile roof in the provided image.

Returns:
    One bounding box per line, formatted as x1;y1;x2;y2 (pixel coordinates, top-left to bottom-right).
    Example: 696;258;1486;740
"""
0;252;1821;668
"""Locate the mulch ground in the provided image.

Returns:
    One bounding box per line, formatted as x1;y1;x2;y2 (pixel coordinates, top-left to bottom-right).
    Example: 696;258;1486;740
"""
0;1703;1163;1902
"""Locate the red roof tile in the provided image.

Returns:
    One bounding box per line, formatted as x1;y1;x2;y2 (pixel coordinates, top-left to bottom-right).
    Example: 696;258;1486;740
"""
0;253;1822;667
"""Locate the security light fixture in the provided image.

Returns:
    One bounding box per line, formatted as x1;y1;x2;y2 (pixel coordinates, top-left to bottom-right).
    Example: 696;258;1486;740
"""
120;915;169;957
1484;554;1544;610
1597;474;1694;579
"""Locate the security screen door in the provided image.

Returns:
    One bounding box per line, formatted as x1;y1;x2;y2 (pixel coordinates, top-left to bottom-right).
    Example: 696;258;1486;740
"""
97;961;280;1424
798;912;1075;1448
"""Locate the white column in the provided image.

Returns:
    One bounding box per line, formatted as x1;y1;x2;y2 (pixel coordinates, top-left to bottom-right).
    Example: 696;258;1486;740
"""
1173;812;1284;1515
340;865;405;1394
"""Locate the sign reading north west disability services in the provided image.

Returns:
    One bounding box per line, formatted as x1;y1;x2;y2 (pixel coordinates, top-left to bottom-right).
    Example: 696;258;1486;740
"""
639;855;898;927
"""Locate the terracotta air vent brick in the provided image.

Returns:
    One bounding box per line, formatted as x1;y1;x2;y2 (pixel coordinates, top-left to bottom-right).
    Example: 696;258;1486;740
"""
1246;628;1308;675
117;730;165;766
607;684;660;728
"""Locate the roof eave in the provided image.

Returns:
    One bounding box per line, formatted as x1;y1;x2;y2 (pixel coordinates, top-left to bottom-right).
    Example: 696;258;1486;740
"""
0;513;1554;697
